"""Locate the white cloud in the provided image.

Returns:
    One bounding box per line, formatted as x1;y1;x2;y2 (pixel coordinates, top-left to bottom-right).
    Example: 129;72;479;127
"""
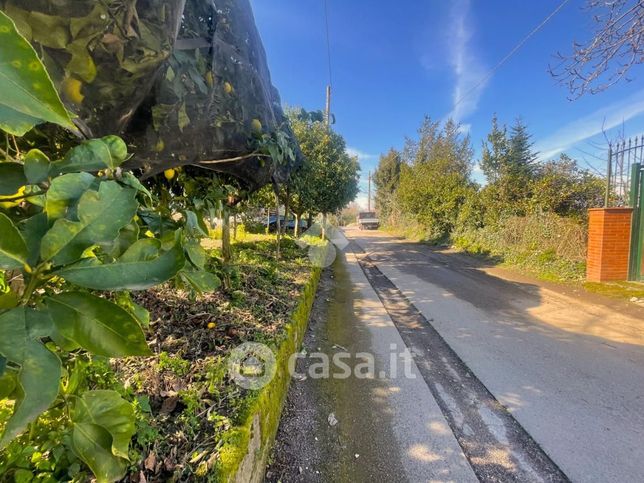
535;89;644;161
346;146;377;162
446;0;487;122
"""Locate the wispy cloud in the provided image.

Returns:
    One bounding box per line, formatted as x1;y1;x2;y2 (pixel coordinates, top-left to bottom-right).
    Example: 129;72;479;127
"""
535;89;644;161
346;147;377;162
446;0;487;122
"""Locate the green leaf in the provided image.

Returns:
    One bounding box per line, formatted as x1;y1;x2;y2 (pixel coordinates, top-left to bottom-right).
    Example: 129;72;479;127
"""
104;222;139;259
0;11;75;133
41;181;138;265
0;291;19;310
0;213;28;269
0;307;61;447
23;149;50;184
119;172;152;200
0;369;17;399
50;139;116;175
1;341;60;447
185;239;207;269
18;212;48;266
185;210;208;237
128;300;150;328
120;238;162;262
28;11;69;49
46;292;151;357
0;162;27;196
178;102;190;131
67;40;97;84
114;292;150;328
44;172;95;220
101;136;127;166
0;104;38;136
71;423;127;483
180;269;221;294
57;242;185;290
72;390;135;460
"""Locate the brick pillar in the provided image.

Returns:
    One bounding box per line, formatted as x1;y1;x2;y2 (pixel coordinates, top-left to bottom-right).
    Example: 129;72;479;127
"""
586;208;633;282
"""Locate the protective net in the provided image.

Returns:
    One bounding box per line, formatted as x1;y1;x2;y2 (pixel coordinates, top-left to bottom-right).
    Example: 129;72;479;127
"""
1;0;298;190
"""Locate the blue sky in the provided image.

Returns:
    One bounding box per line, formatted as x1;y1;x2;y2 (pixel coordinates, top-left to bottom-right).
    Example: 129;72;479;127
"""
251;0;644;208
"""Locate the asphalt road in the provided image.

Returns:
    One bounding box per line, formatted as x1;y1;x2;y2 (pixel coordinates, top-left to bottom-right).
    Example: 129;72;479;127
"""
267;251;477;482
345;228;644;482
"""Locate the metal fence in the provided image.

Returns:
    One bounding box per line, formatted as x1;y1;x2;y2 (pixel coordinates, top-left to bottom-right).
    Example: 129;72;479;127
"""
605;135;644;207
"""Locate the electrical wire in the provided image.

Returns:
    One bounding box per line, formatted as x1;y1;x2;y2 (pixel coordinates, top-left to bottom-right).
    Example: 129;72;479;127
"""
452;0;572;110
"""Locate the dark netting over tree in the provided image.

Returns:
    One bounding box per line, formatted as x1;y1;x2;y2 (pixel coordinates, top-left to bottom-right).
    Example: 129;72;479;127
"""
0;0;299;191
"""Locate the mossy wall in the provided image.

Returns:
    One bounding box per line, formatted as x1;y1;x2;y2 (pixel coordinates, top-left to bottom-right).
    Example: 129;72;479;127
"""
215;267;321;482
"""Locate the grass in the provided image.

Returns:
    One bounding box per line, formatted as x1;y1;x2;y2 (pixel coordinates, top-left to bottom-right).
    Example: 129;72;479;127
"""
583;281;644;300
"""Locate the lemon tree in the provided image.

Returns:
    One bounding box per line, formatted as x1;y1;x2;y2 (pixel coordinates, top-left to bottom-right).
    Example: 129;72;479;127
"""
0;13;220;482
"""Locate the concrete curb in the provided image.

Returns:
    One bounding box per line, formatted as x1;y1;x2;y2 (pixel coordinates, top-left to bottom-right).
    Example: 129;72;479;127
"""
215;267;322;482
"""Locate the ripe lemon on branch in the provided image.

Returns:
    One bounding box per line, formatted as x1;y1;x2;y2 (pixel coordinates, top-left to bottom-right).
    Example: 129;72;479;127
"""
164;168;176;181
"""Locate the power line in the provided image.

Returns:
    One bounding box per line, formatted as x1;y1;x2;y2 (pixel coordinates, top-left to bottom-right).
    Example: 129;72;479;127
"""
453;0;572;110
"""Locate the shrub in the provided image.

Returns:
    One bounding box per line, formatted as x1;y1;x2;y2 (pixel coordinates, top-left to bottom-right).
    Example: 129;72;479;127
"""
454;212;587;280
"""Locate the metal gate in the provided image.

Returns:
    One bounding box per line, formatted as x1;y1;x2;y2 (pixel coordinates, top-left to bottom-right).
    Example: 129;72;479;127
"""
606;136;644;281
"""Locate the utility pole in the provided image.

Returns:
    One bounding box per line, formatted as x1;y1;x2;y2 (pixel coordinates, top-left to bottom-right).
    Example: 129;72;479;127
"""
368;171;371;211
325;85;331;128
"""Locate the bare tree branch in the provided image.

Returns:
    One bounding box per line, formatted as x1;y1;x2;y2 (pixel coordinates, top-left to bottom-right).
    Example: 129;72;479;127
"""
549;0;644;98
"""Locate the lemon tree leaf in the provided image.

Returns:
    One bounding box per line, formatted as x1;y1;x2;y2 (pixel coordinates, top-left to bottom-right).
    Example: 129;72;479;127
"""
50;139;116;175
18;212;48;266
44;172;95;220
114;292;150;328
0;105;38;136
0;308;61;447
119;172;152;200
0;162;27;196
104;222;140;259
71;422;127;483
56;242;185;290
0;213;28;270
41;181;137;265
45;292;151;357
72;390;135;460
180;269;221;294
23;149;50;184
0;10;75;134
184;239;207;268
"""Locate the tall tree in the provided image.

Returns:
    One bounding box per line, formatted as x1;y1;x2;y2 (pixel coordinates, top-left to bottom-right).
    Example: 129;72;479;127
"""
508;118;538;179
373;148;402;222
480;116;538;220
480;114;509;184
287;109;360;232
395;117;475;241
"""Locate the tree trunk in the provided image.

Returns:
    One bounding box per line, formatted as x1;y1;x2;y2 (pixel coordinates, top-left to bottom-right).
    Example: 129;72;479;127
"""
221;205;232;290
307;213;313;229
283;184;290;235
321;212;327;239
232;212;238;240
294;212;301;237
272;182;281;259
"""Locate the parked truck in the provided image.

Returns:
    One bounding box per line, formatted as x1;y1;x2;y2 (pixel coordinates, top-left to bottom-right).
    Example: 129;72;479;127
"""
357;211;380;230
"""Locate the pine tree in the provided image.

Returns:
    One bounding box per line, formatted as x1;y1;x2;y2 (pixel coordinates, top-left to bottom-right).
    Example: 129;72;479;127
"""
480;115;509;184
507;118;538;179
